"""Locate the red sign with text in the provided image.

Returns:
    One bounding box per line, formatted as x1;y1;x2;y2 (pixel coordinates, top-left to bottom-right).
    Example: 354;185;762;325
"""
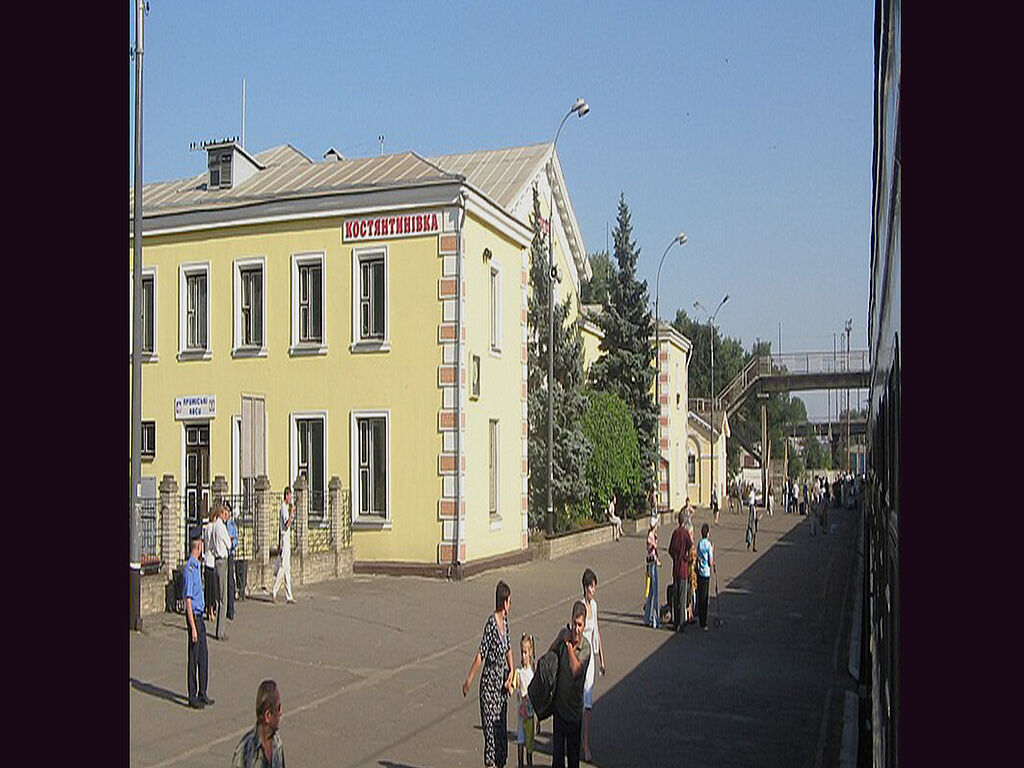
344;210;441;242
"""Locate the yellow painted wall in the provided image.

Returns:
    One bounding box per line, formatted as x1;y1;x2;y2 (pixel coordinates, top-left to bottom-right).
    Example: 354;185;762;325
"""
686;416;727;508
461;214;528;561
580;322;603;372
660;338;689;512
131;214;449;563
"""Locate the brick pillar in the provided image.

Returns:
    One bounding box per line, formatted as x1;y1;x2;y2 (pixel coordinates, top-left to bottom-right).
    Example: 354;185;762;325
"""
329;475;342;550
159;474;179;576
211;475;228;511
293;474;307;584
255;474;271;590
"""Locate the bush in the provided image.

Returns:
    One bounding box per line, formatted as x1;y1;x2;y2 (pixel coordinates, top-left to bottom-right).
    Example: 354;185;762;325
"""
581;389;643;520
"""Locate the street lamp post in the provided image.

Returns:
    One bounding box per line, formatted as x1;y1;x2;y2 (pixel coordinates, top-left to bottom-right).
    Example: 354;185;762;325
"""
546;98;589;537
845;318;852;473
130;0;146;632
694;295;729;513
653;233;688;513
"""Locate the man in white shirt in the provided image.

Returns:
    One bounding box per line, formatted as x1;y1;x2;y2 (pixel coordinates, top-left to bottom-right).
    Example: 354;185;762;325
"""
211;504;233;640
272;487;295;604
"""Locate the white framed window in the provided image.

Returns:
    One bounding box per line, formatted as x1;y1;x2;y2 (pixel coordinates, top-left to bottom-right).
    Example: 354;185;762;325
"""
290;411;327;517
489;263;502;354
688;453;696;484
141;421;156;460
209;150;232;189
290;252;326;355
471;354;481;399
129;266;158;361
351;245;390;352
489;419;500;517
233;257;266;356
350;410;390;527
178;262;211;359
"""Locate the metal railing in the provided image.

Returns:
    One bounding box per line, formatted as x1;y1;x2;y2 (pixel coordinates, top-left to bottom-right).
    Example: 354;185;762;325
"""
305;490;332;554
715;351;870;413
222;491;256;561
688;397;721;415
140;497;161;573
765;350;870;376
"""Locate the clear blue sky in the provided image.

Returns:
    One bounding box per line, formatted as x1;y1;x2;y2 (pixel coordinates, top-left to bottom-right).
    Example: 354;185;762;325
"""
130;1;873;421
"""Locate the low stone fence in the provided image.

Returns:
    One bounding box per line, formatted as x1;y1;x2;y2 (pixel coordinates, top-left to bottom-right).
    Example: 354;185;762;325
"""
145;472;354;617
530;523;615;561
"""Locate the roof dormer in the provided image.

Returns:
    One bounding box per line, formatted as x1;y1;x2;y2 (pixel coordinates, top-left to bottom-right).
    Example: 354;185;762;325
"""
193;137;264;191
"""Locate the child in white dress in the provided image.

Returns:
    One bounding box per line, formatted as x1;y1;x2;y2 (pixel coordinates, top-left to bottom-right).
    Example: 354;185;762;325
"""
514;633;536;768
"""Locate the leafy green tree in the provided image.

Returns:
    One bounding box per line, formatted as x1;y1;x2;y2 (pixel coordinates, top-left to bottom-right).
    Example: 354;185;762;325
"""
588;194;658;512
526;187;592;531
580;389;643;520
802;435;831;470
581;250;615;306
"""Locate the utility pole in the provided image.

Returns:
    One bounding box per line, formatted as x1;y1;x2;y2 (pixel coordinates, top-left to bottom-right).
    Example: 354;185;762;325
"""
130;0;147;632
845;319;852;472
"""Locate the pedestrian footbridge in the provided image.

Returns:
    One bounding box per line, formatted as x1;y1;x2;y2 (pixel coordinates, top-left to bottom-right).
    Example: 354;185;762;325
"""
690;350;871;419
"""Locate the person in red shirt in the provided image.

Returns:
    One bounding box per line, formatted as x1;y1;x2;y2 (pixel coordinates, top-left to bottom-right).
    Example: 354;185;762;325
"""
668;509;694;632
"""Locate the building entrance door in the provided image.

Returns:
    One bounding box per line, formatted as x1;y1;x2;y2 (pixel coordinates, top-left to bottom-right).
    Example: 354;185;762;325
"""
185;423;210;541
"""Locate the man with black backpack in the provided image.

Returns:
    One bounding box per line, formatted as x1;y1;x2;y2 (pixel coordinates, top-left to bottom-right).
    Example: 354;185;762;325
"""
547;601;590;768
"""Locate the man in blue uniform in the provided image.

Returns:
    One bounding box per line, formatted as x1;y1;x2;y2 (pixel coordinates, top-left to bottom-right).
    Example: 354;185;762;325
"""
184;531;214;709
224;502;238;620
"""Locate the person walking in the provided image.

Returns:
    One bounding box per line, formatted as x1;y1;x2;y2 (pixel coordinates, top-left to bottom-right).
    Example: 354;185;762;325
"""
547;601;591;768
232;679;285;767
463;580;516;768
580;569;605;763
668;509;693;632
224;502;239;617
695;523;714;630
746;488;759;552
643;517;661;628
183;531;213;709
272;487;295;604
201;507;219;622
211;503;232;640
767;483;774;517
711;486;720;525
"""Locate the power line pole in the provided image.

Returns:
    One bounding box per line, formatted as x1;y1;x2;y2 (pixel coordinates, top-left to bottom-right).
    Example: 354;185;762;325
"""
130;0;147;632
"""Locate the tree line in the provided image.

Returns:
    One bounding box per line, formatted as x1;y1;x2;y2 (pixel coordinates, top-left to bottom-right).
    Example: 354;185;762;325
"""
529;189;829;534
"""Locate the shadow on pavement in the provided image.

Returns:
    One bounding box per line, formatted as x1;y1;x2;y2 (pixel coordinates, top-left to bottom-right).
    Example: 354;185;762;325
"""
129;677;192;709
578;508;857;768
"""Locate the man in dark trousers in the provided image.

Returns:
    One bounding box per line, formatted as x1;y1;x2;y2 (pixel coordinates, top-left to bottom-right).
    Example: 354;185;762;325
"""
547;601;591;768
224;502;238;618
184;531;214;709
668;509;694;632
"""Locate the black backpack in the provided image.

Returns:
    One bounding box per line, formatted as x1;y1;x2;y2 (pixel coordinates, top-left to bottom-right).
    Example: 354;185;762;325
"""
527;648;560;721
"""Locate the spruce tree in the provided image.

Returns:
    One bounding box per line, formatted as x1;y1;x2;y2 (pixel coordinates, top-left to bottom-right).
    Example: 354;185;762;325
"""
588;193;658;510
526;187;592;532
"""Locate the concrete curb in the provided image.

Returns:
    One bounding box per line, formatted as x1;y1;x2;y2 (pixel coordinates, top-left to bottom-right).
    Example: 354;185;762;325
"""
848;506;864;682
839;690;859;768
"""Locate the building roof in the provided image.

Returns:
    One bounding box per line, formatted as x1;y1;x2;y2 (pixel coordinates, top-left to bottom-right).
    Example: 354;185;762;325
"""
130;144;462;219
688;409;729;441
428;142;551;212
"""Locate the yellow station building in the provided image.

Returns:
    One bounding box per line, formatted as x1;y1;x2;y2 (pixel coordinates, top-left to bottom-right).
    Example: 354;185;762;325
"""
130;139;590;574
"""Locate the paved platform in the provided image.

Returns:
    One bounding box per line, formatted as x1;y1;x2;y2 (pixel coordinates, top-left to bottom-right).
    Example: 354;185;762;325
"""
129;503;860;767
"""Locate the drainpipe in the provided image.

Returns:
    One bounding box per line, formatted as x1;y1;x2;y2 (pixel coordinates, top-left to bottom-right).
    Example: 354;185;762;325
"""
451;192;466;580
